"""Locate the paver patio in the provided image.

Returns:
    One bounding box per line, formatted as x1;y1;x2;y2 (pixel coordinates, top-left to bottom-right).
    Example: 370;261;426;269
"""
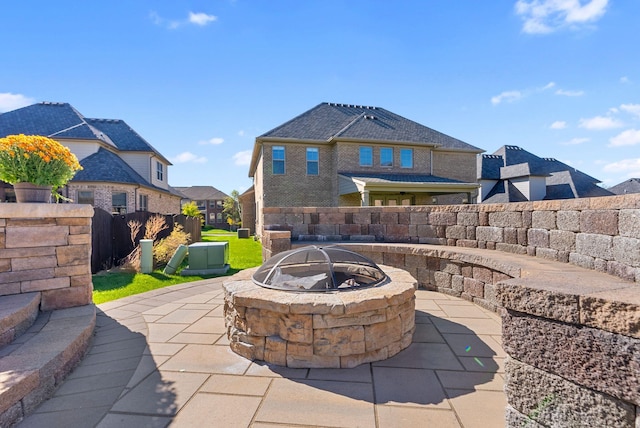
18;276;505;428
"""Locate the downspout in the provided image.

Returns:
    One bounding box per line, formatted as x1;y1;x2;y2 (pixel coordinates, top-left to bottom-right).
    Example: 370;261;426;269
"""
430;150;433;175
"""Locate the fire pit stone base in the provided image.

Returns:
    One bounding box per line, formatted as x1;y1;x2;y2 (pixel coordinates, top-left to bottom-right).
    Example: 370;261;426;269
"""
223;266;416;368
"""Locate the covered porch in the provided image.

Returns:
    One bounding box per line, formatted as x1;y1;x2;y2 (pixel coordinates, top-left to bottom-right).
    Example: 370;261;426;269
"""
338;173;479;206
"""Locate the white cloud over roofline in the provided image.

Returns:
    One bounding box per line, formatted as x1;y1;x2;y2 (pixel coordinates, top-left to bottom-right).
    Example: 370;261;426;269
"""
0;92;35;113
578;115;624;130
171;151;208;163
233;150;252;166
603;158;640;177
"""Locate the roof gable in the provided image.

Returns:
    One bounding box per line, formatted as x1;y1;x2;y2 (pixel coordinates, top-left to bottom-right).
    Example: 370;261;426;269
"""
72;147;150;186
85;118;162;154
260;102;482;151
609;178;640;195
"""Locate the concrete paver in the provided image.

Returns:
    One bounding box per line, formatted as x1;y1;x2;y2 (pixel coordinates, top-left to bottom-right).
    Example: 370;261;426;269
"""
18;276;506;427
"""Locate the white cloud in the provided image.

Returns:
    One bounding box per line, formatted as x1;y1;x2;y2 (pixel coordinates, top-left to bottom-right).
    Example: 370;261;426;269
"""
233;150;252;166
150;11;217;29
238;130;245;137
0;93;35;113
189;12;217;26
561;137;589;145
608;129;640;147
550;120;567;129
540;81;556;90
620;104;640;119
199;137;224;145
555;89;584;96
578;115;623;130
515;0;609;34
491;90;522;105
620;76;630;84
171;151;208;163
603;158;640;177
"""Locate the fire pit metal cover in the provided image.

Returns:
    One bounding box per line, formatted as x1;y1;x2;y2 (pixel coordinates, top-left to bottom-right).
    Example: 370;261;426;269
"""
252;245;388;292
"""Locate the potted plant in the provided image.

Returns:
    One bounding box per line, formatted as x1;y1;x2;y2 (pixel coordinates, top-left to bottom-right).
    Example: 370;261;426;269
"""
0;134;82;203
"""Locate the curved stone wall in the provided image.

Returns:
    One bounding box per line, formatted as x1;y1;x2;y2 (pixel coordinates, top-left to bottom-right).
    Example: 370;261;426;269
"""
259;234;640;427
262;193;640;283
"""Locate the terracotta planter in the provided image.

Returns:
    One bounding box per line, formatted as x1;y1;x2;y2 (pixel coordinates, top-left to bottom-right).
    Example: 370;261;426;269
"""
13;182;52;203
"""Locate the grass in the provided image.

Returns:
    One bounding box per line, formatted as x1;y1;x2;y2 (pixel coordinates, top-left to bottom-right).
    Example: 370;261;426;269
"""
92;231;262;304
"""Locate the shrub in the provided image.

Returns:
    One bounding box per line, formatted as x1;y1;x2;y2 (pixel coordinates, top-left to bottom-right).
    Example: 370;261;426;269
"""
154;224;191;266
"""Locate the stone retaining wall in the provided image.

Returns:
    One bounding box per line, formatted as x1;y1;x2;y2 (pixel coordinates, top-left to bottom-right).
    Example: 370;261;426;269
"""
0;204;94;311
262;193;640;283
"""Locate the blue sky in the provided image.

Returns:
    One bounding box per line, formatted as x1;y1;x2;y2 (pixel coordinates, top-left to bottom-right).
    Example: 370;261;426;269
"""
1;0;638;195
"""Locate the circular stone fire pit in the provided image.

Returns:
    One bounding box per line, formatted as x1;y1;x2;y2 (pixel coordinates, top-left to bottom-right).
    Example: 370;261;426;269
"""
223;246;416;369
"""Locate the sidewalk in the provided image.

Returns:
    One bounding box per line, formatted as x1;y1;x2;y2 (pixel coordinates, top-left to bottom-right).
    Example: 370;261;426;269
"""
18;275;505;428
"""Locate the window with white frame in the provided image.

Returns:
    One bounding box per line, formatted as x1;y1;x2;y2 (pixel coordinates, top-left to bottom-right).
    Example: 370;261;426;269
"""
156;161;164;181
400;148;413;168
139;194;148;211
306;147;319;175
359;146;373;167
272;146;285;174
380;147;393;167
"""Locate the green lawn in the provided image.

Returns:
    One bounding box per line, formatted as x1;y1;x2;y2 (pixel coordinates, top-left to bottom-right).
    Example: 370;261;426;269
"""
92;233;262;304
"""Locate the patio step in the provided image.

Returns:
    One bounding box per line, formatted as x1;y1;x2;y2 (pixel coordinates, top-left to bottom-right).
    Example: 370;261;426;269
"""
0;293;40;349
0;304;95;427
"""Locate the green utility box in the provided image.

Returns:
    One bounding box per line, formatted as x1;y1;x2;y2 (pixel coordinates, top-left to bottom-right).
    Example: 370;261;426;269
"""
180;241;229;275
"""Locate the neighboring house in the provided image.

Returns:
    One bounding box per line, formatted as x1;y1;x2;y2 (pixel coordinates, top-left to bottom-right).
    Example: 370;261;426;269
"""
608;178;640;195
174;185;229;228
478;145;613;203
248;102;483;236
0;102;182;213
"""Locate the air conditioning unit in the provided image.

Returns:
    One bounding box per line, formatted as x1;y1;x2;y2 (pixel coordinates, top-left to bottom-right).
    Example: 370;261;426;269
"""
180;241;229;275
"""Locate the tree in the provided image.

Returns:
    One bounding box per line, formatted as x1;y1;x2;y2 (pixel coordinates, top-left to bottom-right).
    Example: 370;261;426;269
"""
223;190;242;229
181;201;204;226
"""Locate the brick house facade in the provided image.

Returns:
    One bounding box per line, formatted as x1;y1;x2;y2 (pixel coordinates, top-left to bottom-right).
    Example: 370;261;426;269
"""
248;103;483;237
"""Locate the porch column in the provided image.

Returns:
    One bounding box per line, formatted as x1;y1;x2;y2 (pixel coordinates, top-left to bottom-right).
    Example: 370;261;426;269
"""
360;190;370;206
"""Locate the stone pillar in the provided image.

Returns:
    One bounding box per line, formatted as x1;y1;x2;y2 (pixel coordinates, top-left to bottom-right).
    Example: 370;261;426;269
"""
0;203;94;311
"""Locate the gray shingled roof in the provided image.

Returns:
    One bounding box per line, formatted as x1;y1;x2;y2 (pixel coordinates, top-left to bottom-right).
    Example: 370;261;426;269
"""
260;103;482;152
339;172;467;184
72;148;152;186
0;102;168;162
174;186;228;201
478;145;613;202
606;178;640;195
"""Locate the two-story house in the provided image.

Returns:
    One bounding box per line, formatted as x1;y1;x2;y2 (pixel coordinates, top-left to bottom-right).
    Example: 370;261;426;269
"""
477;145;613;202
0;102;182;214
174;185;229;228
247;102;483;236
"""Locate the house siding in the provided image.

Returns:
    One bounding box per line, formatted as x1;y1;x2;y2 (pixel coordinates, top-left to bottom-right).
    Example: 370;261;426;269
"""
58;140;100;162
261;142;335;208
335;142;432;175
68;183;180;215
431;150;477;183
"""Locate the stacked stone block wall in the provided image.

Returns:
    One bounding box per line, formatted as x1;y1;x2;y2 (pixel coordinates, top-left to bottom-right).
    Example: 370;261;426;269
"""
0;204;94;311
262;193;640;283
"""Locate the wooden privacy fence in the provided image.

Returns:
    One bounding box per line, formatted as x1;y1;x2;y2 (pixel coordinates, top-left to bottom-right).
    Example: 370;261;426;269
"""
91;208;201;273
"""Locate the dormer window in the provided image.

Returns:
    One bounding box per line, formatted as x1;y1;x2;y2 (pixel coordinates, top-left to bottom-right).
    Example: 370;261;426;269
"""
156;161;164;181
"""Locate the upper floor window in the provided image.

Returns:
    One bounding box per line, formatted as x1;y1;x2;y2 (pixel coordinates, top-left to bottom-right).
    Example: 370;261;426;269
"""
359;146;373;167
272;146;285;174
306;147;319;175
196;200;206;210
380;148;393;167
400;148;413;168
77;190;94;205
156;161;164;181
